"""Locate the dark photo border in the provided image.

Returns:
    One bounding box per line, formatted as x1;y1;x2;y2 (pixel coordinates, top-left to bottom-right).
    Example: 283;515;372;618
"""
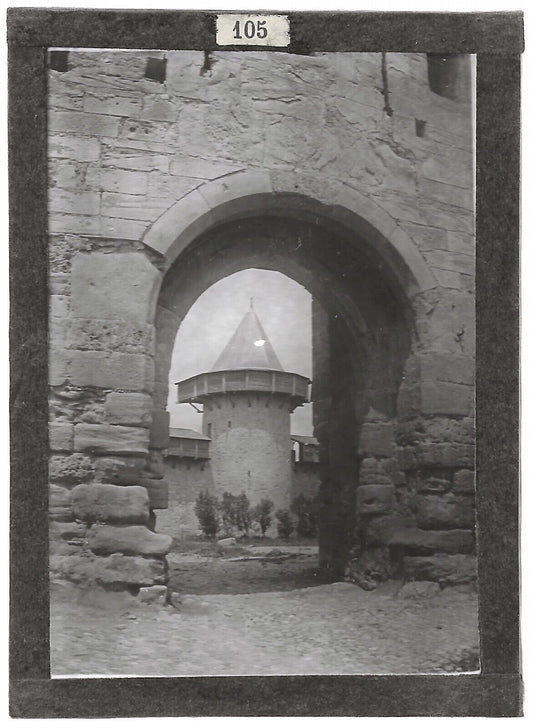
8;9;523;717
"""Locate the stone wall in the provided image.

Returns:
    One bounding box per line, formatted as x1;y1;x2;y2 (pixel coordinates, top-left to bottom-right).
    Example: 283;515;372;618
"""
157;454;320;540
156;457;213;539
48;49;475;590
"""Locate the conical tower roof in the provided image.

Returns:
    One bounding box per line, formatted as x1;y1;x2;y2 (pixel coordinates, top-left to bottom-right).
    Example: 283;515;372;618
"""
211;304;284;372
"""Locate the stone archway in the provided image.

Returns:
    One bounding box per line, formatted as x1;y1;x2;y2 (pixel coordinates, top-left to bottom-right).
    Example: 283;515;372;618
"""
146;173;437;580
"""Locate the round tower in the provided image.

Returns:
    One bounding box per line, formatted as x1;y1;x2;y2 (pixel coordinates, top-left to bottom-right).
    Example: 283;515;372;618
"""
175;302;310;512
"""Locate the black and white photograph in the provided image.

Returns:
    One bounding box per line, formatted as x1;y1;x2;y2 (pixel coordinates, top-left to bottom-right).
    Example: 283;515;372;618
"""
8;6;523;717
47;44;478;677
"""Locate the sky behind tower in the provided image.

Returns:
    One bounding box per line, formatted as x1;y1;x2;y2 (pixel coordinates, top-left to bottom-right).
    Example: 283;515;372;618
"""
167;269;313;435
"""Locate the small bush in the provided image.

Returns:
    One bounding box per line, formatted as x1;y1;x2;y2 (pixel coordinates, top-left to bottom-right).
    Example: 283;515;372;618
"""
194;491;220;538
291;495;319;538
221;491;253;537
275;509;294;539
252;498;274;536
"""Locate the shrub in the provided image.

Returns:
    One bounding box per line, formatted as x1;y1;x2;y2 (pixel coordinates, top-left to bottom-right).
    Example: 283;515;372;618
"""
221;491;253;537
290;495;319;538
275;509;294;539
194;491;220;538
252;498;274;537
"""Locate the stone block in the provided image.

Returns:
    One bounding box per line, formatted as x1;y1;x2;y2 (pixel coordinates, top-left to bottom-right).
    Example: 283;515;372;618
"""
356;484;395;515
102;148;170;173
83;93;142;117
49;483;73;521
74;423;150;455
408;443;475;469
138;585;168;605
359;457;392;486
93;456;148;483
418;352;475;386
403;554;477;585
49;422;74;453
70;351;154;392
453;469;475;493
364;514;414;546
425;249;475;276
420;381;474;417
68;318;154;355
88;524;172;556
141;99;179;122
50;520;87;541
50;483;72;508
71;251;160;322
414;493;475;530
49;212;102;236
145;449;166;478
99;217;149;241
49;294;70;319
50;453;95;485
142;188;212;257
50;553;166;588
150;410;170;448
105;393;153;426
406;470;451;494
101;192;171;222
198;170;272;210
85;167;148;194
358;421;394;457
71;483;150;524
49;110;120;137
141;479;169;510
49;189;100;216
49;348;72;386
49;134;101;162
388;528;474;555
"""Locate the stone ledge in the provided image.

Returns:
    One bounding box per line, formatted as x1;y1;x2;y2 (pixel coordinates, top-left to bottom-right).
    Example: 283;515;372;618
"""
88;524;172;557
74;423;150;455
105;392;153;426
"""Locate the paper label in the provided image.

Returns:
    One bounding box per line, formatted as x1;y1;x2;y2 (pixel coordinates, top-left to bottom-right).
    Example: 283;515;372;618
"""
216;14;290;47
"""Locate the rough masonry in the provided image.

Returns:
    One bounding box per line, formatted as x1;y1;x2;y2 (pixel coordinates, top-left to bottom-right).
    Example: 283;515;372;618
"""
48;50;475;593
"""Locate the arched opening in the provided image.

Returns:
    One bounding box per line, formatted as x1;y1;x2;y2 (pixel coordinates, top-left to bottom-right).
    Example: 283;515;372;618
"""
151;195;416;578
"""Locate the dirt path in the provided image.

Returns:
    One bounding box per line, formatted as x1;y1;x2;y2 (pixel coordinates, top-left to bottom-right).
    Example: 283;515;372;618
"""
167;548;331;594
51;580;479;677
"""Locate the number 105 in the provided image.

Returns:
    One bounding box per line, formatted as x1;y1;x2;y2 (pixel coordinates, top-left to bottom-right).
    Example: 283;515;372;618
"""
232;19;268;40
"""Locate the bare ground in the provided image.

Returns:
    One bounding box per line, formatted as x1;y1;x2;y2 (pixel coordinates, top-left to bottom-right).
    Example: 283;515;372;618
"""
50;541;479;677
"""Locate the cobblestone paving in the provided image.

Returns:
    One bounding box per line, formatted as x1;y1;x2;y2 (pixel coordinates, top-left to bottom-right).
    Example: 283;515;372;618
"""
51;581;479;677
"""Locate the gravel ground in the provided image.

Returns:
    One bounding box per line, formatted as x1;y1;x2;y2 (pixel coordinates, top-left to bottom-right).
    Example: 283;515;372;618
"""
51;575;479;677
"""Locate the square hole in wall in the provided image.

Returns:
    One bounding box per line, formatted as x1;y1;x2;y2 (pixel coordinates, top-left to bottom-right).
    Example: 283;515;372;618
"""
49;50;69;72
144;57;167;83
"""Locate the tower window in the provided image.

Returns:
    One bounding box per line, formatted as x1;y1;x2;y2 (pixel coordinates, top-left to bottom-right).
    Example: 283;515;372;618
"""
206;423;212;438
228;420;232;428
426;54;460;100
